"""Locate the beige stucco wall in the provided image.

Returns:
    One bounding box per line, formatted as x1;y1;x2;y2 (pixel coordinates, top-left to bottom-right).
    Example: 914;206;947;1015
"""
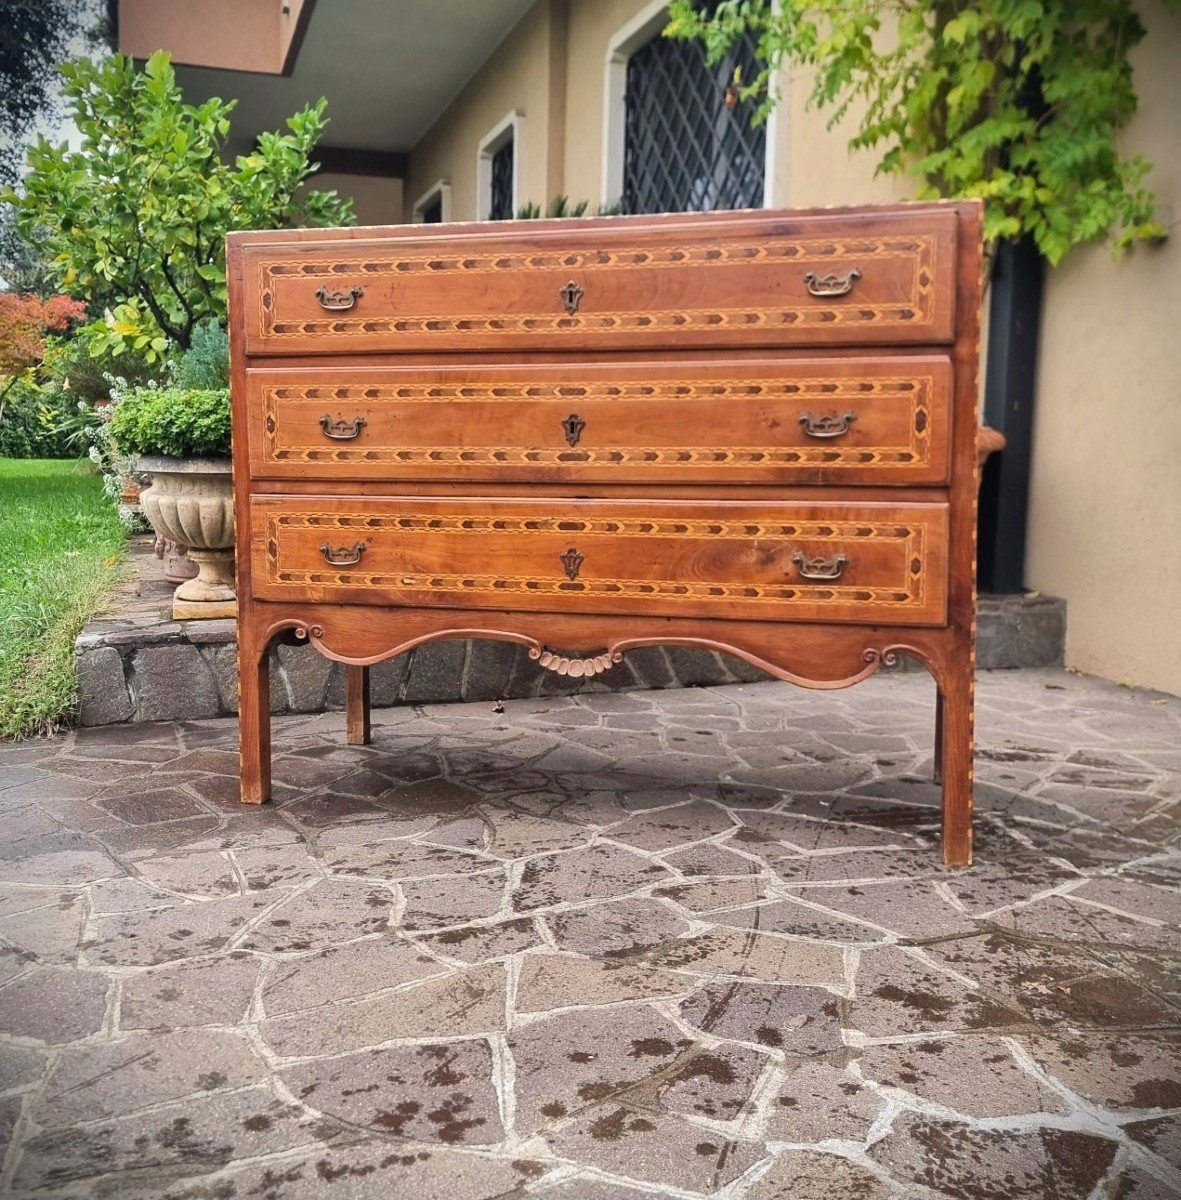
1026;2;1180;696
561;0;650;207
308;172;404;227
402;2;560;222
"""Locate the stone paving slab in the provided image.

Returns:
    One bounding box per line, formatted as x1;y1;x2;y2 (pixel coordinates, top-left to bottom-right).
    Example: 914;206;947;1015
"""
0;667;1179;1198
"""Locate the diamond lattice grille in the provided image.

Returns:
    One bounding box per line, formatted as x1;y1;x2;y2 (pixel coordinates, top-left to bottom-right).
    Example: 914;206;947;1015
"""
490;138;514;220
623;18;765;215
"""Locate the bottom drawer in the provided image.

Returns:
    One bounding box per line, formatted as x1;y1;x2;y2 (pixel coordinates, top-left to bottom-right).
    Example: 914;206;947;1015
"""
249;496;949;626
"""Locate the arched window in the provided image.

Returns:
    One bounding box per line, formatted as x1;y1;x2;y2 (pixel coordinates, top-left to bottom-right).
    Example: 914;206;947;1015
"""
413;180;451;224
621;4;765;214
478;111;523;221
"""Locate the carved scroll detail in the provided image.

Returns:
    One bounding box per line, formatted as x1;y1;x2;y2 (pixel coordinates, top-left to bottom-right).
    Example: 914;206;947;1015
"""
529;647;623;678
291;623;326;641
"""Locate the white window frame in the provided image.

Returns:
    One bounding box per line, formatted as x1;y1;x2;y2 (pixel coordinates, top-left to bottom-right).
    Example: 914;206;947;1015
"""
411;179;452;224
601;0;781;210
476;109;524;221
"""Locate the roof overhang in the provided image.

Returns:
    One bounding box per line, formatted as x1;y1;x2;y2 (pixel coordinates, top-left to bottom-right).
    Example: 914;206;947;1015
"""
117;0;538;170
118;0;315;77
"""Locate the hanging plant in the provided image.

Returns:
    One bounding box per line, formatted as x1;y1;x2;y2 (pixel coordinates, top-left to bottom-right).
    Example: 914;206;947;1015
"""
666;0;1178;264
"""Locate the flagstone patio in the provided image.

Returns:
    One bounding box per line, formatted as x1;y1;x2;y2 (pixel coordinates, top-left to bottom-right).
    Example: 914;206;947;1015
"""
0;667;1178;1199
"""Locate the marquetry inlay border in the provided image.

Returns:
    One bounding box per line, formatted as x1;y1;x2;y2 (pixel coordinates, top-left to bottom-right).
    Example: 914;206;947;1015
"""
252;234;940;342
258;374;937;471
260;510;937;611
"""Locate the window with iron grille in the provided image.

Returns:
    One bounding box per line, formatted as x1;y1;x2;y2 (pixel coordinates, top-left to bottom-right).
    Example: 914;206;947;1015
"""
622;11;765;215
420;195;443;223
489;136;514;220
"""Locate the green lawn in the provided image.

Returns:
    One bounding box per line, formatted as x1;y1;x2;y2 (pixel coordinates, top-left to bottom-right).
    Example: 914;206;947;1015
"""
0;460;127;740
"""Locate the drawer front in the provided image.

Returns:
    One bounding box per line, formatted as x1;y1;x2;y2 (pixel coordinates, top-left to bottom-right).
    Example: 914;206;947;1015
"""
250;498;948;626
247;357;953;485
239;209;957;356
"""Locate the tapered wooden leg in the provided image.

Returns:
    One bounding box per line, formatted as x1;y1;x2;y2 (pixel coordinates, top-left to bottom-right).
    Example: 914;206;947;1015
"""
345;664;371;746
938;668;974;866
238;622;271;805
933;689;944;785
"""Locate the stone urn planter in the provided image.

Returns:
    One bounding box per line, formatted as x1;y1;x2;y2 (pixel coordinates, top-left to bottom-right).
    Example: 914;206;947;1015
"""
154;535;200;584
138;457;236;620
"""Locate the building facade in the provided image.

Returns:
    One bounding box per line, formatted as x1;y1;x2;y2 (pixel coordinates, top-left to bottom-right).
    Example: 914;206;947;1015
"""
118;0;1181;695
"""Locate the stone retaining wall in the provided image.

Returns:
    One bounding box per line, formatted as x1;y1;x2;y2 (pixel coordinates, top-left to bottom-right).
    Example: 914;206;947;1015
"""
74;540;1066;726
75;620;770;725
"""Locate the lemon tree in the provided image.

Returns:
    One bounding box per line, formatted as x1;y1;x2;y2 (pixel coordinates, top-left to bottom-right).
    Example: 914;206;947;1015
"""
4;51;353;362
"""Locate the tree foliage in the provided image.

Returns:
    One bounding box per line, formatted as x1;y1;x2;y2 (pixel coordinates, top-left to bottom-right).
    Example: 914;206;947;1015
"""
0;378;72;458
0;0;108;189
666;0;1177;264
3;51;354;360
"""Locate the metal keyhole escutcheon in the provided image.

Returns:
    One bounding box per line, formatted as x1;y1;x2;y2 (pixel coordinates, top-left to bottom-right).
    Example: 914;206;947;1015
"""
559;281;584;315
562;414;586;447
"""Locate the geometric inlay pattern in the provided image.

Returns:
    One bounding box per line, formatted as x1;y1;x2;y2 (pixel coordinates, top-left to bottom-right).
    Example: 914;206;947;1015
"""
260;374;937;471
262;510;935;611
254;234;939;343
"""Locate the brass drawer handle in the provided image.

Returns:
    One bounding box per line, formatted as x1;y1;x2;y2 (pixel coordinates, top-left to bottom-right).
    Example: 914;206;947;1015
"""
804;268;861;298
315;285;364;311
793;551;848;581
560;547;584;580
559;280;584;315
320;541;366;567
319;414;366;440
799;411;857;439
561;413;586;447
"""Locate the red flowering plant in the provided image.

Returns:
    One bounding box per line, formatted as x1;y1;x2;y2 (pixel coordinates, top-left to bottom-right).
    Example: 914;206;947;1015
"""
0;292;86;431
0;293;85;383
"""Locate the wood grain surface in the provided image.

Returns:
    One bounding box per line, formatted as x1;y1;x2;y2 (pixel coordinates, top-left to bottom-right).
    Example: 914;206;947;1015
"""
239;207;957;356
248;495;949;625
246;355;953;485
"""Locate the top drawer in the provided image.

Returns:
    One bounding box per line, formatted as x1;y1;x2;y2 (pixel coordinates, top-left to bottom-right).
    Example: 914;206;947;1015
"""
236;207;959;357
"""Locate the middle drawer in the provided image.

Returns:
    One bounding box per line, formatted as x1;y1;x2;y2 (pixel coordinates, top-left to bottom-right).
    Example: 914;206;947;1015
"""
246;356;952;486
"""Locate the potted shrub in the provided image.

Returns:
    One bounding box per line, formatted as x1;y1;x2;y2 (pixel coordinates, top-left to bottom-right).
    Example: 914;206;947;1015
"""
108;387;234;619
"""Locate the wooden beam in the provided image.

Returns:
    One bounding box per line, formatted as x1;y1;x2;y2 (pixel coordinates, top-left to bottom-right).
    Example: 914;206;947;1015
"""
311;145;409;179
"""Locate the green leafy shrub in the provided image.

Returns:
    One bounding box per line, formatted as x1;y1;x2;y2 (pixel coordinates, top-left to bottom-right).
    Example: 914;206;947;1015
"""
174;320;229;390
0;377;71;458
108;387;231;459
44;333;163;407
511;197;622;219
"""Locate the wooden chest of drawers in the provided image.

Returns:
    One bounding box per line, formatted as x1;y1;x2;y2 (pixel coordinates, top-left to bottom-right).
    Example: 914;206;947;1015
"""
228;202;982;865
